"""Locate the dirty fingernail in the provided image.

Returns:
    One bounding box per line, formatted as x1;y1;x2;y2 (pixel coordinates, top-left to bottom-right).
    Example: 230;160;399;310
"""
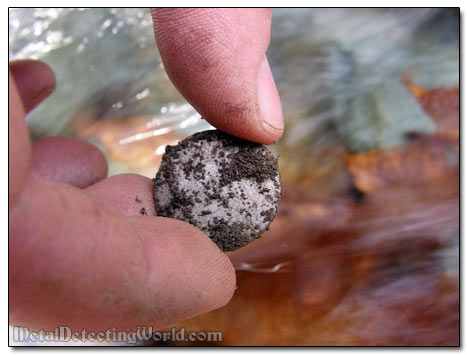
257;56;284;132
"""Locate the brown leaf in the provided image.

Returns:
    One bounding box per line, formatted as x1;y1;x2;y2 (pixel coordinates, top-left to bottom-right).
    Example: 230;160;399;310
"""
404;78;459;138
346;137;458;193
347;80;459;194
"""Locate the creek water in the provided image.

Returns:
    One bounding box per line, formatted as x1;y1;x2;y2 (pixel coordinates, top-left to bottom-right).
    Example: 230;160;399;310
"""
9;8;459;346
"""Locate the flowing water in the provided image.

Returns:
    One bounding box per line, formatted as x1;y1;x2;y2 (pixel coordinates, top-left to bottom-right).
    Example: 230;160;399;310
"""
9;8;459;346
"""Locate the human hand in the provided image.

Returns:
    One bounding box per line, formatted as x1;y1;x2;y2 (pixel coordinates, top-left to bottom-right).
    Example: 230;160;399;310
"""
151;8;284;144
9;8;282;333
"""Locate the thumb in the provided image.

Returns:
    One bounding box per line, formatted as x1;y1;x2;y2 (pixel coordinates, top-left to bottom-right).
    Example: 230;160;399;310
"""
151;8;283;144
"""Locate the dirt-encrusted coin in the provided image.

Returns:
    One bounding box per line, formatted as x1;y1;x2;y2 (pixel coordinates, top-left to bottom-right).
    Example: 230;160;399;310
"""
153;129;281;251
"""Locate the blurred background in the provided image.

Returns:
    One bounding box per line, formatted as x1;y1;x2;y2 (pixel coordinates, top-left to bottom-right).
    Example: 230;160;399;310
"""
9;8;459;345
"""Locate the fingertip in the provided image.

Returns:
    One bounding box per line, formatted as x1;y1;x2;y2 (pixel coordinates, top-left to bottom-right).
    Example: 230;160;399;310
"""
151;8;282;145
31;136;108;188
9;59;56;112
131;216;236;319
85;174;156;216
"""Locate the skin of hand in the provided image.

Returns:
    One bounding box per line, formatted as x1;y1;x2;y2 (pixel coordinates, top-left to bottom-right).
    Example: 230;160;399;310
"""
9;8;283;333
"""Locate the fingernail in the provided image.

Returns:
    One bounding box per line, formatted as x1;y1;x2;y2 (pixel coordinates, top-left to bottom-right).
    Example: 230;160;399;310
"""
33;86;54;103
257;56;284;132
27;86;54;112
